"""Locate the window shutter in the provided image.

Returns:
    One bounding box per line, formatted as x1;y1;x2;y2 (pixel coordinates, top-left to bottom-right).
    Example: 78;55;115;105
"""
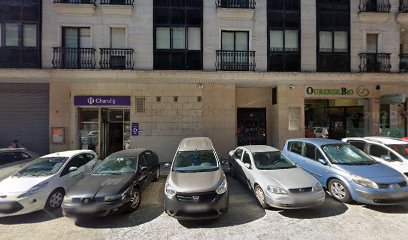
136;97;145;113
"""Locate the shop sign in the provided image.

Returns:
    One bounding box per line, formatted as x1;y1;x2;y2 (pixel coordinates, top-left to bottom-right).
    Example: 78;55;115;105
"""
74;96;131;106
305;86;370;98
132;123;140;136
380;94;406;104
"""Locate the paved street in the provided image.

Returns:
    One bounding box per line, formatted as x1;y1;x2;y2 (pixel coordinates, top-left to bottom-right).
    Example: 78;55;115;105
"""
0;163;408;240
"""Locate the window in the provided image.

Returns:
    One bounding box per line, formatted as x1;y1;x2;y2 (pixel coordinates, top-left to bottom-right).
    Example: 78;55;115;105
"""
153;0;203;70
270;30;298;52
304;143;316;160
316;149;325;161
0;152;17;162
2;23;37;47
369;144;388;158
62;27;91;48
110;27;126;48
288;141;302;155
243;152;251;165
16;152;31;161
234;149;243;160
0;24;2;47
222;31;249;51
61;154;92;176
348;141;366;151
319;31;348;53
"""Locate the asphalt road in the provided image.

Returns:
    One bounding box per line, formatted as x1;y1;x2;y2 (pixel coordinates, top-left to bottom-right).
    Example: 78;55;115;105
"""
1;164;408;240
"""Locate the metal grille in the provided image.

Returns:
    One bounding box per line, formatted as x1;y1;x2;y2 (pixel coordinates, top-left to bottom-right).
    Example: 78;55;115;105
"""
100;0;134;5
216;0;256;9
53;0;96;4
359;53;391;73
176;192;217;203
136;97;145;113
288;187;313;194
100;48;135;70
216;50;256;71
358;0;391;13
52;47;96;69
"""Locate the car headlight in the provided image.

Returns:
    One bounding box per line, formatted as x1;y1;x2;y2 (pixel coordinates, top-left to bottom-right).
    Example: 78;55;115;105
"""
215;178;228;195
267;185;287;195
313;182;323;192
352;175;379;189
18;182;48;198
104;195;122;202
165;182;176;198
63;196;73;203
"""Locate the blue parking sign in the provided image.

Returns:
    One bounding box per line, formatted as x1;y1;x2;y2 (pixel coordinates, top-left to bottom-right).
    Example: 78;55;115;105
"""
132;123;139;136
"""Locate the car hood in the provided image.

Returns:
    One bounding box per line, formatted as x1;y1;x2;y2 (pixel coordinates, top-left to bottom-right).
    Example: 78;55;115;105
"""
0;175;51;195
67;174;133;198
168;169;223;193
333;163;404;182
372;157;408;174
258;168;318;189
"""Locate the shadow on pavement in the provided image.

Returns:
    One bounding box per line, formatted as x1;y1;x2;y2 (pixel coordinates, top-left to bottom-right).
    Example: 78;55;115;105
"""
278;194;348;219
178;176;266;228
75;178;166;229
0;209;63;225
364;204;408;214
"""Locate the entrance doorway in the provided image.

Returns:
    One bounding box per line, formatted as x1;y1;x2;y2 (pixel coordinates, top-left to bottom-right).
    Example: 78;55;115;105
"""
237;108;267;146
79;108;130;158
305;99;365;139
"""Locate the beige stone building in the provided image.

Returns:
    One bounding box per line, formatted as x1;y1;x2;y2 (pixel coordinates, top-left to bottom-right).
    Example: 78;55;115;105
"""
1;0;408;161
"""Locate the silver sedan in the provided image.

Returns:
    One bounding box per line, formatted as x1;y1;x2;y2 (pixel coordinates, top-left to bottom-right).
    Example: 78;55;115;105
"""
229;145;325;209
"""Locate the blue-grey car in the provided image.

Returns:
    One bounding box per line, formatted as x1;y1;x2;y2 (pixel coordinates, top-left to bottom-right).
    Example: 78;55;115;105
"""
283;139;408;205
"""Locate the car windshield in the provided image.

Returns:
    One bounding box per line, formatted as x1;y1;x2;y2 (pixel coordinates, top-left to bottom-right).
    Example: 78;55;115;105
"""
15;157;68;177
173;150;219;172
253;151;296;170
387;144;408;158
92;156;137;175
322;144;376;165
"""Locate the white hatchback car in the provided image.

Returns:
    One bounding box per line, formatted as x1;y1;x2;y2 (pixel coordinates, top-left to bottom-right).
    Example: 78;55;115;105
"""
343;137;408;176
0;150;98;217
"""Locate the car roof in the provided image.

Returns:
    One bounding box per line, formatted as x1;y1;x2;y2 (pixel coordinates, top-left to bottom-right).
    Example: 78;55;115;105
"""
286;138;345;147
0;148;28;152
177;137;214;151
348;136;408;145
107;148;148;158
240;145;280;153
42;150;95;158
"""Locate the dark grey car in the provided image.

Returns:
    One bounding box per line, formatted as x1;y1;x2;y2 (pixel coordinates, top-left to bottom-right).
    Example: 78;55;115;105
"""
61;149;160;218
164;137;229;220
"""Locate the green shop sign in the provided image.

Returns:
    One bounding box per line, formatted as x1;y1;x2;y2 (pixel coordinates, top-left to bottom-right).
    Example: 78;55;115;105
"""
306;86;370;97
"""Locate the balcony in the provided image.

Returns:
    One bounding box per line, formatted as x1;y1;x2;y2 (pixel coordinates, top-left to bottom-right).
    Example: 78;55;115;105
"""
358;0;391;23
216;50;256;71
100;0;134;16
359;53;391;73
52;47;96;69
53;0;96;16
400;54;408;72
216;0;256;20
100;48;134;70
397;0;408;24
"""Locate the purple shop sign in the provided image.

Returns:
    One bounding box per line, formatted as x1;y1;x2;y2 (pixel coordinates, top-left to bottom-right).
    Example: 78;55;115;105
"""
132;123;139;136
74;96;131;106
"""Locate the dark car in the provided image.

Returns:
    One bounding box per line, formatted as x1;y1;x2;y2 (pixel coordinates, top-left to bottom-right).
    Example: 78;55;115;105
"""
61;149;160;218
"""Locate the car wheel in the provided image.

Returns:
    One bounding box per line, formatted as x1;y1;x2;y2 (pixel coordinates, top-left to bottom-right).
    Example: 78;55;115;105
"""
328;179;352;203
124;187;141;213
254;185;268;209
153;167;160;182
45;188;65;211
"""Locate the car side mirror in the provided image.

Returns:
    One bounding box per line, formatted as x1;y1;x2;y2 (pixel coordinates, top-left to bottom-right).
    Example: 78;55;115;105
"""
318;159;327;165
244;163;251;169
164;163;171;168
68;166;78;172
229;150;234;157
381;155;392;161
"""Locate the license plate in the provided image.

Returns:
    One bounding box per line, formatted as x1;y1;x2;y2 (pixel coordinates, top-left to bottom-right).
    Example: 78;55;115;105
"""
184;204;209;212
78;206;98;213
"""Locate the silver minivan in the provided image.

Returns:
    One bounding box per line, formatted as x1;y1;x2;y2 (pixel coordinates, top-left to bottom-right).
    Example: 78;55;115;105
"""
164;137;229;220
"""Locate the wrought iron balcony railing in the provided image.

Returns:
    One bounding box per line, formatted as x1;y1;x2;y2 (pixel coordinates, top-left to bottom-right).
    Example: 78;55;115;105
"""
100;48;135;70
52;47;96;69
401;0;408;12
216;0;256;9
53;0;96;4
100;0;134;5
216;50;256;71
359;53;391;72
400;54;408;72
358;0;391;13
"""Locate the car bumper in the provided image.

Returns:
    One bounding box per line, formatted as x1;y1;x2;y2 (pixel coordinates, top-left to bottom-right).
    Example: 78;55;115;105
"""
164;191;229;220
352;187;408;205
0;194;48;217
264;190;326;209
61;198;130;218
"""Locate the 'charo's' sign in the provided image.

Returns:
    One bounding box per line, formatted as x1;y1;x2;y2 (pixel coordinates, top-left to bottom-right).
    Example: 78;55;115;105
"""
74;96;130;106
305;86;370;98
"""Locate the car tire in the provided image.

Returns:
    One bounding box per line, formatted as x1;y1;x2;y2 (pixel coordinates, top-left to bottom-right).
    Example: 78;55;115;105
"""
254;185;268;209
153;167;160;182
45;188;65;211
328;179;352;203
124;187;141;213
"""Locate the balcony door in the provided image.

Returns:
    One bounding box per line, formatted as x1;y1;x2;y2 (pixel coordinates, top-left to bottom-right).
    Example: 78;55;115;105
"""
110;27;126;69
62;27;91;68
221;31;249;70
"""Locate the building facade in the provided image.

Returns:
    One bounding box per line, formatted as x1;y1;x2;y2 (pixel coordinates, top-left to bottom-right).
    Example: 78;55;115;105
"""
1;0;408;161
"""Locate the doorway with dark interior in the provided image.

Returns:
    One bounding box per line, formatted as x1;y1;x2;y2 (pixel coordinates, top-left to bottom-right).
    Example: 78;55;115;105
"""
237;108;267;146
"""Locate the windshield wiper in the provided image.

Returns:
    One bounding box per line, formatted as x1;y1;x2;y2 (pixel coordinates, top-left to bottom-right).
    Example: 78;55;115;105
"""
273;166;297;170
